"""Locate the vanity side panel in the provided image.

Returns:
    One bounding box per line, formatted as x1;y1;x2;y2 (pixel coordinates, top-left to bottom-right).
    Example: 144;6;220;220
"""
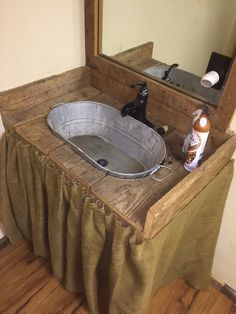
143;135;236;239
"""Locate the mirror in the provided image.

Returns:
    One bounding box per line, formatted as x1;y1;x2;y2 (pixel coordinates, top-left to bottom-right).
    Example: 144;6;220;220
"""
99;0;236;106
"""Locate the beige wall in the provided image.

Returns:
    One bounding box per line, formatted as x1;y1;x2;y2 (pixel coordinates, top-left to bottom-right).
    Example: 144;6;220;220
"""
1;0;236;291
102;0;236;77
0;0;85;92
212;117;236;290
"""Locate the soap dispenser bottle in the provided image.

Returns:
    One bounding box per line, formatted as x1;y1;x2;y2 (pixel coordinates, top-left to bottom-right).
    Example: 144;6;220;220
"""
184;113;211;172
182;109;203;154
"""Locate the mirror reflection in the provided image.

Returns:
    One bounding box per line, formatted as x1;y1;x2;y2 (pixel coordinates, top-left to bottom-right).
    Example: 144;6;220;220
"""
100;0;236;106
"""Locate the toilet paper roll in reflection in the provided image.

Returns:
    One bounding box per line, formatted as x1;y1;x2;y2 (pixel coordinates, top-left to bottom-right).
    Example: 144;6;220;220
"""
201;71;219;88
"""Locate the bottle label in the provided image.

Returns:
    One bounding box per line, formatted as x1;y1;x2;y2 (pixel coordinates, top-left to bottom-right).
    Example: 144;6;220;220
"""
184;130;209;171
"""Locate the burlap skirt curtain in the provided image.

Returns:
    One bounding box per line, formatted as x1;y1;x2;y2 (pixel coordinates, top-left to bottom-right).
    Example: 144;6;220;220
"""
0;131;234;314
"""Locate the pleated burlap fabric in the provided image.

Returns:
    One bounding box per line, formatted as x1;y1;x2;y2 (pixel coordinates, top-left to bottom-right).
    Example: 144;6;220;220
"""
0;131;233;314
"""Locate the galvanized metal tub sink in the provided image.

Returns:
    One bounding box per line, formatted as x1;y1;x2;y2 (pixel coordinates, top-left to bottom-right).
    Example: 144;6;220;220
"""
47;101;167;179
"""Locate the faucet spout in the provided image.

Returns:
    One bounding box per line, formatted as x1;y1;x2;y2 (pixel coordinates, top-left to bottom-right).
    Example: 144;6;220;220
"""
162;63;179;81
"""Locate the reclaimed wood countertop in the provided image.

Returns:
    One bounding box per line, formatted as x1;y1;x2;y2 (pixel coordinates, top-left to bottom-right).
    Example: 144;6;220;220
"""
1;66;236;239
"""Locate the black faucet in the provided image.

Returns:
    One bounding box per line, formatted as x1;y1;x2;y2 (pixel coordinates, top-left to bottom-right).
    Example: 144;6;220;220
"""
121;82;154;128
162;63;179;81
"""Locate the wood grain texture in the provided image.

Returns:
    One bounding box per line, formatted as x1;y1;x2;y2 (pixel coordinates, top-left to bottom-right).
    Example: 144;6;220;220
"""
187;286;234;314
2;87;102;129
112;42;154;67
147;279;197;314
144;134;236;238
91;130;187;229
85;0;99;64
15;117;64;155
0;67;90;112
49;144;105;189
0;241;84;314
0;241;234;314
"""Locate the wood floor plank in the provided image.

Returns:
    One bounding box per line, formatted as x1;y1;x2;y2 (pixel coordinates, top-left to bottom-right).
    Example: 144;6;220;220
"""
0;241;234;314
0;257;51;312
0;239;30;262
3;271;50;313
20;279;83;314
187;285;234;314
18;276;61;313
147;279;197;314
0;241;32;276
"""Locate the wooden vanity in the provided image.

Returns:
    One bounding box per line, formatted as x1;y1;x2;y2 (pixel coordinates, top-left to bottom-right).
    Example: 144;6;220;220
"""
2;0;235;240
1;65;235;241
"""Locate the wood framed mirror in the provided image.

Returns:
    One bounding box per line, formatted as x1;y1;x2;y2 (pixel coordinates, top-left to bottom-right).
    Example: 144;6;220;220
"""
85;0;236;133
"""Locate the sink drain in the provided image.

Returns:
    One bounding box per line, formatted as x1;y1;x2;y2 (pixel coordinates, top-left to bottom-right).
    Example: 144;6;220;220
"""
96;158;109;167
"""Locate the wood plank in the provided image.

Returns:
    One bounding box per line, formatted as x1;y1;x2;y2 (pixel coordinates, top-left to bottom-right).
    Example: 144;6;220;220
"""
20;277;83;314
144;134;236;238
188;286;234;314
15;117;64;155
112;42;154;67
3;269;51;313
0;255;50;312
0;239;30;261
17;277;61;313
89;91;122;110
147;279;197;314
91;130;187;229
2;87;102;129
0;241;34;279
0;67;90;111
49;144;105;189
85;0;99;65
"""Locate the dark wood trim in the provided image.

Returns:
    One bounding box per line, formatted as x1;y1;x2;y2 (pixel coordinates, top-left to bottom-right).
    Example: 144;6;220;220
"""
85;0;99;65
85;0;236;133
216;57;236;132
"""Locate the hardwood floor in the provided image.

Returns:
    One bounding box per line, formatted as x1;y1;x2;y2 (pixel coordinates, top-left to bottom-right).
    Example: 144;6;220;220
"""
0;240;235;313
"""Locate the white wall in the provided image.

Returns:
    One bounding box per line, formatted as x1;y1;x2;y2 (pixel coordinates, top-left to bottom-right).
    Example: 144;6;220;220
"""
0;0;85;91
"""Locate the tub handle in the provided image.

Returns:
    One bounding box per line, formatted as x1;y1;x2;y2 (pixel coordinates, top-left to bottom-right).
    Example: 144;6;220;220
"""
150;165;172;182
